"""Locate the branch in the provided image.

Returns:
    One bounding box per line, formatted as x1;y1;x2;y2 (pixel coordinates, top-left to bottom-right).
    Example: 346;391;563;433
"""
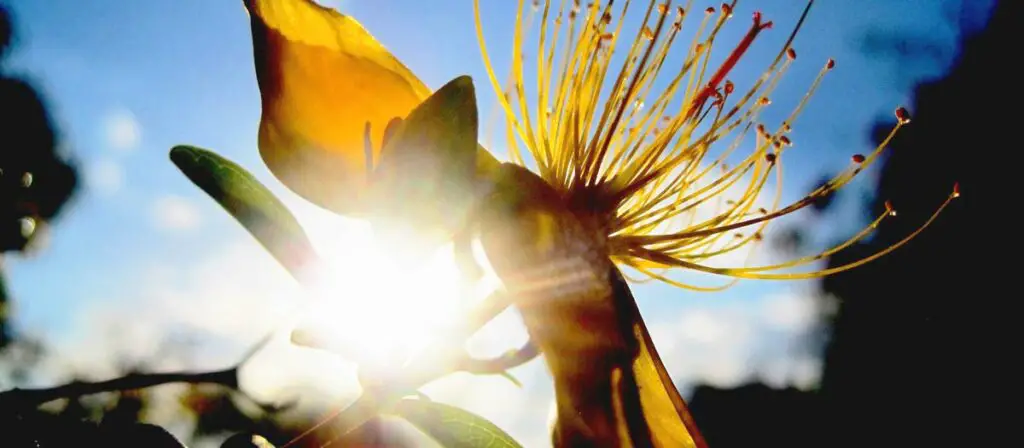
0;331;277;408
458;339;540;374
0;367;238;407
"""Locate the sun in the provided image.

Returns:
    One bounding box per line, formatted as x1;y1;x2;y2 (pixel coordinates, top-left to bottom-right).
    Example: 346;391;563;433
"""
289;207;484;370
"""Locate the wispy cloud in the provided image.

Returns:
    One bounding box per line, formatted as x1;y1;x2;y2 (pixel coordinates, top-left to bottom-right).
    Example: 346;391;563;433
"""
84;157;124;195
39;239;358;445
103;109;141;153
150;195;202;232
649;290;821;392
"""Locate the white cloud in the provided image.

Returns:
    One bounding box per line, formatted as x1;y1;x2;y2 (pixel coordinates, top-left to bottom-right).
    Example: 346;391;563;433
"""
84;158;124;195
760;356;822;391
650;291;821;391
150;195;202;231
652;307;757;389
762;292;818;331
46;241;301;376
36;240;362;445
104;109;141;152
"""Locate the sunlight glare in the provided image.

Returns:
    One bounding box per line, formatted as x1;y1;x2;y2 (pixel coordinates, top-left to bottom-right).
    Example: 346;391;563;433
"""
295;215;468;369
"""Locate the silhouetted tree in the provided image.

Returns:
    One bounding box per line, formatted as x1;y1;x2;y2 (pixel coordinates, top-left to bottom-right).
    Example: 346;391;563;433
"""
0;2;79;349
814;1;1012;446
689;1;1010;447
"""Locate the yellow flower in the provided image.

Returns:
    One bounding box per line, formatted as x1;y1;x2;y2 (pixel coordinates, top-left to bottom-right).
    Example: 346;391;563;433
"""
242;0;957;447
472;0;956;290
467;2;955;442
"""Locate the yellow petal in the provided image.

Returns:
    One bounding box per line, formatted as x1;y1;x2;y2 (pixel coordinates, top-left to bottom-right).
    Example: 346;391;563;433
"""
628;294;707;448
245;0;501;215
245;0;429;214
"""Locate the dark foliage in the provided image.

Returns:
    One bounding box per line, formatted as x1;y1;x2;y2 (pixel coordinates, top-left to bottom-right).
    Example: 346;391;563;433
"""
0;2;79;349
689;1;1013;446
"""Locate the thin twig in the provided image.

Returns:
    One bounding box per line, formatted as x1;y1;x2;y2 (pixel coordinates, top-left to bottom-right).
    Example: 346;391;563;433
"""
0;367;238;407
458;339;540;374
0;331;278;408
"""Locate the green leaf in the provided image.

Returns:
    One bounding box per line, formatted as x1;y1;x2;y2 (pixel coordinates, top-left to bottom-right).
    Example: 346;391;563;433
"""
368;75;480;261
390;398;522;448
170;145;317;279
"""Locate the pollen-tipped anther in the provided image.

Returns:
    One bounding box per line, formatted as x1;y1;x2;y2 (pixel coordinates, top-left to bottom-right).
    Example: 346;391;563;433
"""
895;107;911;125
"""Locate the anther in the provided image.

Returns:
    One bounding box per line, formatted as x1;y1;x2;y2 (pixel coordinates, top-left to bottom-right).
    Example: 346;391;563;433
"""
658;3;668;15
724;80;735;94
826;58;836;70
705;6;715;15
758;97;771;106
952;182;961;198
642;27;654;40
765;153;777;164
851;154;865;164
751;11;773;30
884;200;896;216
721;3;733;17
895;107;911;125
778;136;792;146
786;47;797;60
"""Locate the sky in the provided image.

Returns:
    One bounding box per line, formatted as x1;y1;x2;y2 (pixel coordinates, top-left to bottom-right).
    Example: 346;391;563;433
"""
0;0;980;446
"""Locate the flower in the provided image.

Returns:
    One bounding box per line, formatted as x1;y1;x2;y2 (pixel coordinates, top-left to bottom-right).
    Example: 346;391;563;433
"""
240;0;957;447
472;0;957;290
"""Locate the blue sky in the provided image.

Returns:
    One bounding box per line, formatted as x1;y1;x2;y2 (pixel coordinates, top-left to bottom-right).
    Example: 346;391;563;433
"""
1;0;983;445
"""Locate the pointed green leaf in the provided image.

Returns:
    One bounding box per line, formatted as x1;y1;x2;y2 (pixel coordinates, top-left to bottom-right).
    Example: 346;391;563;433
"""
390;398;522;448
170;145;317;279
368;75;480;260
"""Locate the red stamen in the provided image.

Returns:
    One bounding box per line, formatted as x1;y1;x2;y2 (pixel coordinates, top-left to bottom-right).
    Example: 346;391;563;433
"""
684;11;772;119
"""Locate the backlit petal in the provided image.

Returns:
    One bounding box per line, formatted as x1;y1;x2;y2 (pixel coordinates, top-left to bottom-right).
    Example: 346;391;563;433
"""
245;0;430;214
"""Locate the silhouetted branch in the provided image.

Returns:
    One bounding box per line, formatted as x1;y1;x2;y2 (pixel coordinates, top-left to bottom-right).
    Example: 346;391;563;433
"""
0;367;239;407
0;331;277;408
